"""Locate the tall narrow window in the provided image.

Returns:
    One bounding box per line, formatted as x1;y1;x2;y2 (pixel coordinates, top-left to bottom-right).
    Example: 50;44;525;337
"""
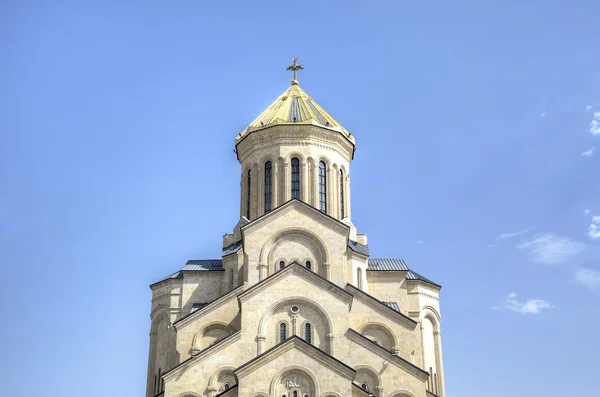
158;368;162;392
319;161;326;213
305;323;312;344
291;158;300;199
280;261;285;270
339;169;345;218
264;161;272;212
279;323;287;342
305;261;311;270
293;392;298;397
246;169;251;219
230;269;234;290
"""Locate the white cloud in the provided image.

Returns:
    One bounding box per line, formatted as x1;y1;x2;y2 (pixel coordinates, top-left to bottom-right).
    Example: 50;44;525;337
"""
504;292;555;314
591;112;600;135
573;267;600;291
516;233;585;264
490;306;497;310
581;147;596;156
585;209;591;215
585;105;592;112
496;227;533;240
588;216;600;240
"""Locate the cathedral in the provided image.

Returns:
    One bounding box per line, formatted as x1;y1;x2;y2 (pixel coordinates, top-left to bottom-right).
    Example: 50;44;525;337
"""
146;60;446;397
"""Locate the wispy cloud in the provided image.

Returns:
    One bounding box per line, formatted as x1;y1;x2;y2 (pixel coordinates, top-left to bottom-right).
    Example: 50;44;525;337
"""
573;267;600;291
540;112;547;117
504;292;555;314
585;105;593;112
585;209;591;215
591;112;600;135
516;233;585;264
496;227;533;240
581;147;596;156
588;216;600;240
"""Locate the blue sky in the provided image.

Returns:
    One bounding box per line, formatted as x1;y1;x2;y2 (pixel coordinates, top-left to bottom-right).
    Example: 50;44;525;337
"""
1;1;599;396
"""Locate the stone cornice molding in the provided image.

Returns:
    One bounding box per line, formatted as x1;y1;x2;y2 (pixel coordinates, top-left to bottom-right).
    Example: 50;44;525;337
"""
173;285;245;330
163;331;241;382
234;336;355;380
407;290;440;301
345;284;417;329
236;124;355;162
347;329;429;382
237;263;353;306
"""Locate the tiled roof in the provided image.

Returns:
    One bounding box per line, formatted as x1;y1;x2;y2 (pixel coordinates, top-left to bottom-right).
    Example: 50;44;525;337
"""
367;258;408;271
348;240;369;256
222;240;243;256
236;84;353;143
407;270;441;287
182;260;223;271
382;301;400;313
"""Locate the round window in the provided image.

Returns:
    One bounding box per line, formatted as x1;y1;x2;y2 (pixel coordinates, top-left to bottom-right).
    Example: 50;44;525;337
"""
290;305;299;314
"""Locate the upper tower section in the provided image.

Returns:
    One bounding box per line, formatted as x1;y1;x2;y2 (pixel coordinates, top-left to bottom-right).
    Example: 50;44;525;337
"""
235;59;356;222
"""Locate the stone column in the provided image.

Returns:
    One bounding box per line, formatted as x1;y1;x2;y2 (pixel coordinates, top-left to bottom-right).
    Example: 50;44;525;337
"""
272;161;279;208
346;172;352;219
326;333;335;356
251;167;258;220
323;262;331;280
326;168;333;215
284;162;291;202
312;163;319;210
434;330;446;397
291;315;298;336
257;165;264;217
301;160;309;203
258;264;268;281
256;335;266;355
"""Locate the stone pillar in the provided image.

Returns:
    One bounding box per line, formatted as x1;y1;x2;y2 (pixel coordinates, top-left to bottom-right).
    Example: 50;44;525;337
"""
346;172;352;219
284;162;291;202
291;314;298;336
326;333;335;356
251;166;258;220
258;264;268;281
323;262;331;280
256;335;266;355
272;161;279;208
326;168;333;215
301;161;309;203
434;330;446;397
312;163;319;210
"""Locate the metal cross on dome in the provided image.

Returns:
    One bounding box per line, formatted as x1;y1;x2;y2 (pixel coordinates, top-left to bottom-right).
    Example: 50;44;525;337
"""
286;58;304;85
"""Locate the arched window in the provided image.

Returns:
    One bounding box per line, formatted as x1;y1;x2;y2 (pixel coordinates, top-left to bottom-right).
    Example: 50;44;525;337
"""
279;323;287;342
291;158;300;199
230;269;234;290
319;161;326;213
224;383;231;390
279;261;285;270
293;392;298;397
264;161;272;212
305;323;312;344
339;169;345;218
361;383;368;391
305;261;311;270
246;169;251;219
357;268;363;290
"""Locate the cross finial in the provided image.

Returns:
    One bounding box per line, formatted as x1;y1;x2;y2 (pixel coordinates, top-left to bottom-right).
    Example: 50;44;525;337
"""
286;58;304;85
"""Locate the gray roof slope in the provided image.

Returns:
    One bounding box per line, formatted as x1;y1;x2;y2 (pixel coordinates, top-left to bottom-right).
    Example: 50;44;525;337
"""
183;260;223;271
222;240;243;256
367;258;408;271
382;301;401;313
407;269;441;288
348;240;369;256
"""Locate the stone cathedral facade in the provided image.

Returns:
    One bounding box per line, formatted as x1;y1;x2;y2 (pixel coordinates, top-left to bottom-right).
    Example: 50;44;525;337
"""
146;61;446;397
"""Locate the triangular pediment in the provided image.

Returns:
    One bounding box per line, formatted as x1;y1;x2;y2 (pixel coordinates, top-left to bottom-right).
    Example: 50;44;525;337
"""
237;262;353;305
241;199;350;237
234;336;355;380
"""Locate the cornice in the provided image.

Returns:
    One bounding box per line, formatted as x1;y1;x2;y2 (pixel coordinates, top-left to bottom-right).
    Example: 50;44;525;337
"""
345;284;417;329
234;336;355;380
173;285;245;329
236;124;355;162
347;329;429;381
163;331;241;381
